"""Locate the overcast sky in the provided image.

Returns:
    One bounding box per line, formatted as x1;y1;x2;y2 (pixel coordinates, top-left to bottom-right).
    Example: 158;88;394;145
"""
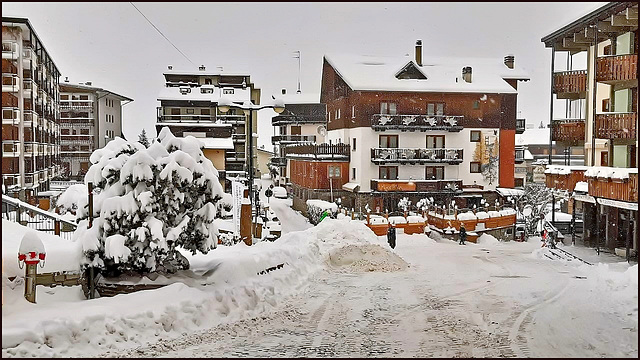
3;2;605;149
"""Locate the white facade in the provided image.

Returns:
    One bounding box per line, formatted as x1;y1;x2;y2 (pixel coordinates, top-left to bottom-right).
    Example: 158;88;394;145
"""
327;127;500;192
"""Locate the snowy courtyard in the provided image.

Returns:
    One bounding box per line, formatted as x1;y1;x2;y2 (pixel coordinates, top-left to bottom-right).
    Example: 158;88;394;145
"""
2;200;637;357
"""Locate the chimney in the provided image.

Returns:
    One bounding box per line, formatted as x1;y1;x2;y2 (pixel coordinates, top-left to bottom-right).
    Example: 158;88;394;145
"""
85;81;92;86
281;88;286;95
462;67;472;83
504;55;514;69
415;40;422;66
64;77;69;82
199;65;206;71
168;65;173;70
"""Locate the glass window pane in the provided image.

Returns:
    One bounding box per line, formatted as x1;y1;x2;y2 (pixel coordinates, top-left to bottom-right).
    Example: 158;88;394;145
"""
389;103;397;115
427;103;435;115
380;102;388;114
390;136;397;148
436;103;444;115
436;136;444;148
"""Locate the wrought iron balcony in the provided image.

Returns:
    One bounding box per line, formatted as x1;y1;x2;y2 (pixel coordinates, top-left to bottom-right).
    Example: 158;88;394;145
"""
596;54;637;84
370;179;462;192
553;70;587;99
551;119;585;144
371;148;463;165
595;112;636;140
271;114;327;126
371;114;463;132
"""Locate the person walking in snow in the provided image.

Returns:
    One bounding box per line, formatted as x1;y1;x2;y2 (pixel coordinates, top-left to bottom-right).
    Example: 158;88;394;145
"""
459;224;467;245
387;224;396;249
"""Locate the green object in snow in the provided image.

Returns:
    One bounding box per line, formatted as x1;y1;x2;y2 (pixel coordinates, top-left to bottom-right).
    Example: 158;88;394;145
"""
319;210;330;222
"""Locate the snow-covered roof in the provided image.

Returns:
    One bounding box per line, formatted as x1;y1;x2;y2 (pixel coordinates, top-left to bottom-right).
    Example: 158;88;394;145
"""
189;137;234;150
584;166;638;179
544;165;589;174
60;82;133;102
496;188;525;197
515;128;555;146
324;53;529;94
342;182;360;192
524;149;534;160
157;85;252;103
163;66;250;77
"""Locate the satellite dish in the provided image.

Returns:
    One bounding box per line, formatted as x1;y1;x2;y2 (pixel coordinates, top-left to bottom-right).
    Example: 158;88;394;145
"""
317;125;327;137
522;205;532;217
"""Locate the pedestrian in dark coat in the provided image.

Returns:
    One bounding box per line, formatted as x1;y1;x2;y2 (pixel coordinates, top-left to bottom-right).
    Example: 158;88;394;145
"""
387;225;396;249
459;224;467;245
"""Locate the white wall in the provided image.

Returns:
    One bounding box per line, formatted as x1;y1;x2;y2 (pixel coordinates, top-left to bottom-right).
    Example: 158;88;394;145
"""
327;127;501;191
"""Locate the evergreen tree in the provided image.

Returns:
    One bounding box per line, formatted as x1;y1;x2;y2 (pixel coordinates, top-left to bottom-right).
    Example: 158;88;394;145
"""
138;129;150;148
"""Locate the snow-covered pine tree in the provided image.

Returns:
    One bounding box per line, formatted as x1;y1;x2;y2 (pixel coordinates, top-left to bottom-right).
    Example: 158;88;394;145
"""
69;127;225;276
138;129;150;148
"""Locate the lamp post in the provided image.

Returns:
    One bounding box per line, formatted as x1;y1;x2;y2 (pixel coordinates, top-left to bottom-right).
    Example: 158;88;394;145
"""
218;97;285;237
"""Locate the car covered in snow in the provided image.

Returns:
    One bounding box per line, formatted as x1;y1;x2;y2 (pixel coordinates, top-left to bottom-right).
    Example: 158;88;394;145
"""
273;186;287;199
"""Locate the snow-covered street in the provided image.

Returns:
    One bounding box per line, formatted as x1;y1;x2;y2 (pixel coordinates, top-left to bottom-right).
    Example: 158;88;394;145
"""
103;233;637;358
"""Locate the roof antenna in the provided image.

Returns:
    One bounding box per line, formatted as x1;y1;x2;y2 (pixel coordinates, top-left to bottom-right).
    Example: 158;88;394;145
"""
293;50;301;94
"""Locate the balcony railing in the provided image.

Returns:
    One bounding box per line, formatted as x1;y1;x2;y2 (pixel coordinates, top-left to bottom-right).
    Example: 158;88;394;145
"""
157;114;217;122
596;54;637;83
371;179;462;192
516;118;526;134
283;143;350;160
371;148;463;165
588;172;638;203
272;135;316;144
271;114;327;126
551;119;586;143
545;167;586;193
270;157;287;167
371;114;463;132
515;146;525;163
553;70;587;98
595;112;636;140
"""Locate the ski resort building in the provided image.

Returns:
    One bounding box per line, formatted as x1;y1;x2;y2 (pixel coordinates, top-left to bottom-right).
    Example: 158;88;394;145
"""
156;65;261;190
2;17;61;202
58;81;132;180
287;41;530;213
542;2;638;257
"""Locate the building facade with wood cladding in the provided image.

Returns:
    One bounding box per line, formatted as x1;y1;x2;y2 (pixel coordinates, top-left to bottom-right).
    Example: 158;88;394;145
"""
2;17;61;202
288;41;530;212
541;2;638;258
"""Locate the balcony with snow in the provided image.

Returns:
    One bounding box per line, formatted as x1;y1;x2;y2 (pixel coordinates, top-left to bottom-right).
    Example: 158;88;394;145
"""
545;165;638;204
594;112;636;140
371;148;463;165
370;114;464;132
283;143;350;160
370;179;462;193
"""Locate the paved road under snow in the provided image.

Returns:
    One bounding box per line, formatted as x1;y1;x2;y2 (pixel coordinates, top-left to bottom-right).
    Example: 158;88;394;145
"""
107;234;637;358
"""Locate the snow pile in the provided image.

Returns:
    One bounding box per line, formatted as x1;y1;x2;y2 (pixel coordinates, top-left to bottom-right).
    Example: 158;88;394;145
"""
368;215;389;225
388;216;407;225
475;211;489;219
476;233;500;246
272;186;287;198
306;199;338;212
578;263;638;292
328;244;408;272
488;211;501;218
499;208;516;216
574;181;588;193
406;215;426;223
55;183;88;214
457;211;477;220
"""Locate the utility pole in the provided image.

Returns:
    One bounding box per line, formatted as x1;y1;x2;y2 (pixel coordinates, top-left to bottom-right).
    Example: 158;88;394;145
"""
293;51;301;94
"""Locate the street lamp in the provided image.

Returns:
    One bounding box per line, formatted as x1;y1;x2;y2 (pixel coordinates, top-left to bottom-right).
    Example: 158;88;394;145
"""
217;96;285;235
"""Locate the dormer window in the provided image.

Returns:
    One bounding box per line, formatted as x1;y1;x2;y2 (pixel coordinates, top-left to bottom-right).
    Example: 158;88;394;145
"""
223;89;234;95
201;88;214;94
180;87;191;95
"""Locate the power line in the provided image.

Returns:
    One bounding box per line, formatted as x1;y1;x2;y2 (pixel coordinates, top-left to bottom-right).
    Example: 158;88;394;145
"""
129;2;195;67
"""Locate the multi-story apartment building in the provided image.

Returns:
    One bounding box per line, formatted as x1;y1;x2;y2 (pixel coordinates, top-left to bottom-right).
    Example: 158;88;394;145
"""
271;90;327;186
2;17;61;202
291;41;529;212
156;65;260;190
58;81;132;180
541;2;638;256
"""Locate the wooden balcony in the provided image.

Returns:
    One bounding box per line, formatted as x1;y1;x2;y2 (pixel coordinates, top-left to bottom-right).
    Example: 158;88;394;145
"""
370;179;462;192
551;119;585;144
588;172;638;203
595;112;636;140
596;54;637;84
371;114;463;132
271;114;326;126
283;143;350;160
371;148;463;165
545;168;586;192
553;70;587;99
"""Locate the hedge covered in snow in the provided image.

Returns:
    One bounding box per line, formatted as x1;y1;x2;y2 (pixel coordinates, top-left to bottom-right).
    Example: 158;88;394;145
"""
306;199;338;225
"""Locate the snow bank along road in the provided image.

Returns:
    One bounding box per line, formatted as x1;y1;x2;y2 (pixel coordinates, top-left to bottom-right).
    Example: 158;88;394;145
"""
105;233;638;358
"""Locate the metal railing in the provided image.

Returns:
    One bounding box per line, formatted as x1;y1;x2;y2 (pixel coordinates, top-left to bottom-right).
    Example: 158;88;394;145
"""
371;114;464;131
371;148;463;164
2;194;77;241
283;143;350;159
272;135;316;143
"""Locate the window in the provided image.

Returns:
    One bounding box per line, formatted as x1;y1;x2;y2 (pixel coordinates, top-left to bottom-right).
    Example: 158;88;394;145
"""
426;135;445;148
204;78;212;85
336;108;340;119
352;137;356;151
201;108;210;115
80;95;89;101
171;108;180;115
380;102;397;115
379;135;398;148
379;166;398;180
223;89;234;94
201;88;214;94
470;162;481;173
425;166;444;180
470;130;481;142
473;100;480;109
61;95;69;100
186;109;194;114
352;167;356;180
328;165;341;178
427;102;444;116
352;105;355;118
